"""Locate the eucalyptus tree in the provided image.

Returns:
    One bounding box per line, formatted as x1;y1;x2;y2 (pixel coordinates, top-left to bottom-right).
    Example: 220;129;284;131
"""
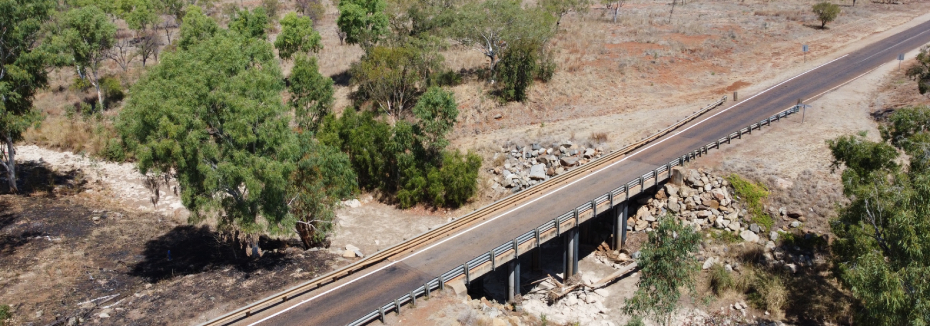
0;0;56;192
51;5;116;111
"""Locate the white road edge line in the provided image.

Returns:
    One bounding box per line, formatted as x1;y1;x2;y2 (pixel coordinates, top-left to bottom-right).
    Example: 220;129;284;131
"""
250;53;852;326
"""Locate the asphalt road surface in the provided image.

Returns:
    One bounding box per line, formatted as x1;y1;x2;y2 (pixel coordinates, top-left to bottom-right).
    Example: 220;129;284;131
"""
233;19;930;326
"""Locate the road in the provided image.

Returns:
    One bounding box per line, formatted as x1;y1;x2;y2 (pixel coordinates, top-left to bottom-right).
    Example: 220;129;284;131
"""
231;19;930;326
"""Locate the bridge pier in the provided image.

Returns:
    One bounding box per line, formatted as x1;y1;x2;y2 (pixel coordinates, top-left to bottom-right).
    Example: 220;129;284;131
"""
563;229;578;278
507;260;520;303
614;202;628;250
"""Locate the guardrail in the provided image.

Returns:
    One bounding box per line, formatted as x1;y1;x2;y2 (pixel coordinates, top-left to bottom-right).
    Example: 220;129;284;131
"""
199;96;728;326
346;104;802;326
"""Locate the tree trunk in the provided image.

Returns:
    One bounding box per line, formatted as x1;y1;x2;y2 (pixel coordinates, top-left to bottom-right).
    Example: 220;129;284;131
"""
3;134;16;193
613;3;619;23
91;68;104;111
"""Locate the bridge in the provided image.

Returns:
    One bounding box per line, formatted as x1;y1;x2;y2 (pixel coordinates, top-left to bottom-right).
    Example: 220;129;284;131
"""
202;18;930;326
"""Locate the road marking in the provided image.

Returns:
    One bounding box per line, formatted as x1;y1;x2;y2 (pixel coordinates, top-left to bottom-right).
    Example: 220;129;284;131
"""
250;47;861;326
855;27;930;65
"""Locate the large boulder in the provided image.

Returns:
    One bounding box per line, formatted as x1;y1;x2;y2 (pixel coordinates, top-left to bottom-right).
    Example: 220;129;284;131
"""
739;230;759;242
667;198;681;213
583;148;596;158
664;183;680;197
560;156;580;167
529;164;546;180
670;167;685;186
687;169;704;187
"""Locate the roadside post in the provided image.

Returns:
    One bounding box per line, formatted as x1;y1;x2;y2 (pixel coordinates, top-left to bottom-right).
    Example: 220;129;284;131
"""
803;44;809;63
899;53;905;71
798;99;812;123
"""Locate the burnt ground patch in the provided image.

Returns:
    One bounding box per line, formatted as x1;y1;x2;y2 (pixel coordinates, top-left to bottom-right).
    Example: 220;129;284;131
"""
0;194;337;326
130;225;301;282
0;161;87;196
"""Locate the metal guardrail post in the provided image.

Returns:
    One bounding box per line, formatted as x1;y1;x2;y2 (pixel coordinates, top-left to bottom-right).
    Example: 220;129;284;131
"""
379;307;385;322
574;208;579;227
513;238;520;257
464;263;470;285
425;282;430;298
555;217;561;236
491;250;496;271
395;299;400;314
411;291;416;306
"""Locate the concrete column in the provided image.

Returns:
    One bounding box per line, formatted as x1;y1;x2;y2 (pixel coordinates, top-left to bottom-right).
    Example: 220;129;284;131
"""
572;227;579;275
531;248;541;271
508;260;520;302
564;229;577;278
614;202;628;250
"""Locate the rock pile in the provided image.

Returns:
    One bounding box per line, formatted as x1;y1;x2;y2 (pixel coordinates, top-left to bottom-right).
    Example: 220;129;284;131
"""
488;141;605;192
626;168;778;244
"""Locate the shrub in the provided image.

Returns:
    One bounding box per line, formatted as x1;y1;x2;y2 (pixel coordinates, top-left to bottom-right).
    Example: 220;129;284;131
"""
497;39;540;102
103;138;127;162
100;76;124;109
725;174;771;230
747;271;787;317
812;2;840;29
0;304;9;326
536;48;557;82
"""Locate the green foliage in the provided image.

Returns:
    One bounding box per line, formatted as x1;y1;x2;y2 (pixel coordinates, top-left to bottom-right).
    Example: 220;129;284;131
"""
288;55;334;131
906;46;930;97
828;106;930;325
337;0;390;48
229;7;269;40
275;12;323;60
118;0;160;31
100;76;124;109
536;48;557;82
0;304;9;326
177;6;218;50
450;0;555;83
708;229;742;243
412;86;457;153
319;103;480;208
709;263;736;296
497;39;540;102
51;5;116;110
103;137;127;161
624;216;701;325
0;0;56;192
350;45;439;121
725;174;771;230
624;316;645;326
812;2;840;29
290;135;357;247
118;30;296;236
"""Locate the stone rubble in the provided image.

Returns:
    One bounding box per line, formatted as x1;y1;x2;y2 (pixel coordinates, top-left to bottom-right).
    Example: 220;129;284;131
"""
489;141;607;193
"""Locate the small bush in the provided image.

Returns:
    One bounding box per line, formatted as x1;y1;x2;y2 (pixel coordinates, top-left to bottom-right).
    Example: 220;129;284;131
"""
725;174;771;230
70;76;93;92
103;138;127;161
709;264;735;295
536;48;557;82
430;70;463;87
100;76;124;109
779;231;827;251
590;132;608;143
709;229;741;243
498;39;540;102
747;271;787;317
624;316;645;326
0;304;10;326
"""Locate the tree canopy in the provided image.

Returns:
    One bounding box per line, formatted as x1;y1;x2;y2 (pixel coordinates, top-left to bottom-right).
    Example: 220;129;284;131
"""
177;5;218;50
337;0;390;48
288;55;333;131
828;106;930;325
906;46;930;97
623;216;701;325
0;0;56;192
812;2;840;29
50;5;116;110
274;11;322;60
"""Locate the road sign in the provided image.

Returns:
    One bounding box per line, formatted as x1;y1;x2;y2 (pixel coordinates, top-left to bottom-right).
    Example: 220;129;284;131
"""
899;53;906;70
803;45;809;52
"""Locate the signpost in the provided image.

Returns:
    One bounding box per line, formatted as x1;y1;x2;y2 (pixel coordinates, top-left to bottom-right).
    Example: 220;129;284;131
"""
803;44;809;63
899;53;906;71
798;102;813;123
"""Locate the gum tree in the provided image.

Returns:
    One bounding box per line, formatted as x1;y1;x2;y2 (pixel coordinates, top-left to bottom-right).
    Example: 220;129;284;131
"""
0;0;55;192
52;5;116;111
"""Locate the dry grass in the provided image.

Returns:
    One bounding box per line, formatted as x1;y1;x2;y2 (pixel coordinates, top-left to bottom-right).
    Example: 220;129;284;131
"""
589;132;608;144
23;114;118;158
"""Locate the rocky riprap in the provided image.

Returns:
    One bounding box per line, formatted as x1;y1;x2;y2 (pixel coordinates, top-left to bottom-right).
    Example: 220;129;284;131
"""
487;141;606;193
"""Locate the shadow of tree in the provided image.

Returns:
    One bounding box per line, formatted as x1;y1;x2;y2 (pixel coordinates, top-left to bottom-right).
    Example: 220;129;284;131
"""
0;161;86;196
130;225;298;282
330;70;352;87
